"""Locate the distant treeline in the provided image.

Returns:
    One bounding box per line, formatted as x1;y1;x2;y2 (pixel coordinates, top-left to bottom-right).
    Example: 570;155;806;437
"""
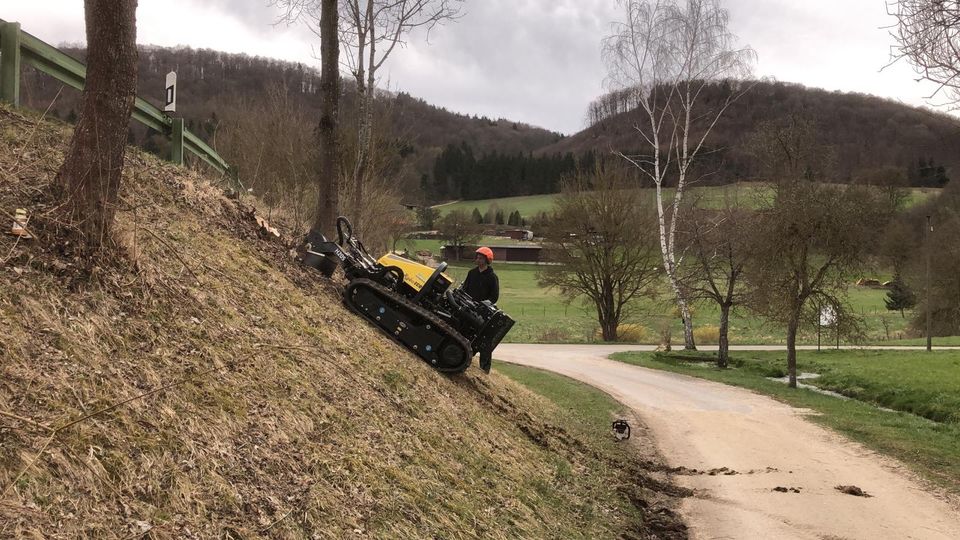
425;143;597;200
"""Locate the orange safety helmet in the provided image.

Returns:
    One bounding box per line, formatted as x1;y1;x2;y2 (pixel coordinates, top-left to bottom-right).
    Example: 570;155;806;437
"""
475;246;494;262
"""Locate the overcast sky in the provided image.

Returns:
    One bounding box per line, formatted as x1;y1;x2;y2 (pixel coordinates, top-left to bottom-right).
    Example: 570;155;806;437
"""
4;0;948;134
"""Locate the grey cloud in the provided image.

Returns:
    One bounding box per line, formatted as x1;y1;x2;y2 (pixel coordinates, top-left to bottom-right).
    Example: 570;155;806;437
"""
383;0;621;132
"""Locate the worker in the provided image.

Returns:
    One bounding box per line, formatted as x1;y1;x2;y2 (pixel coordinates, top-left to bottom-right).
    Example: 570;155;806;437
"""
462;246;499;373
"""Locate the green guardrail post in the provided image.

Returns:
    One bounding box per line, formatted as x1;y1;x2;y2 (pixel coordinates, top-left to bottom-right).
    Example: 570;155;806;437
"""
171;118;184;165
0;22;21;106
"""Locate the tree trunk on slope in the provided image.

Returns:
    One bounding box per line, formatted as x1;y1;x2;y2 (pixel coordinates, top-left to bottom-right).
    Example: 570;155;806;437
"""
314;0;340;237
55;0;138;255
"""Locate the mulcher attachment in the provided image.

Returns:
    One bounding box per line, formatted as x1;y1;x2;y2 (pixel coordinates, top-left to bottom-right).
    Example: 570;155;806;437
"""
302;217;515;374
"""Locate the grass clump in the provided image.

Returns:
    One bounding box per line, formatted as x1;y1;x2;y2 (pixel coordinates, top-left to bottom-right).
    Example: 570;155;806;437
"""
692;325;720;344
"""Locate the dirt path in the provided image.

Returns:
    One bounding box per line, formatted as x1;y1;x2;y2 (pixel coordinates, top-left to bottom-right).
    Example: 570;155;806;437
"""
495;344;960;540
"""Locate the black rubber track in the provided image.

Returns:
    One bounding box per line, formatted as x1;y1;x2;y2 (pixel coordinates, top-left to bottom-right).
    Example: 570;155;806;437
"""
344;278;474;374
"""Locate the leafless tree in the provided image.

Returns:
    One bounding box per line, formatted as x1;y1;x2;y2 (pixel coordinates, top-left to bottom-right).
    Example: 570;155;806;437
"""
745;118;892;387
55;0;138;255
679;204;755;367
218;82;317;230
274;0;463;232
271;0;342;237
537;164;661;342
888;0;960;107
316;0;341;237
603;0;755;350
436;209;479;260
337;87;419;252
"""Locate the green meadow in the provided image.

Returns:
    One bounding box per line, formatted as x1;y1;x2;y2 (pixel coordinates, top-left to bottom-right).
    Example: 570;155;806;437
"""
403;183;947;345
387;259;921;346
434;184;939;220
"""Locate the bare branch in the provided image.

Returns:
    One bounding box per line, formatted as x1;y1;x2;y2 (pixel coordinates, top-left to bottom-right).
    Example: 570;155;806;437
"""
888;0;960;107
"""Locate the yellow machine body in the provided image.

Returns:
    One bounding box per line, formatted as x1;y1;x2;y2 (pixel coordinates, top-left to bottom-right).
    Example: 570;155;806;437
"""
377;253;453;293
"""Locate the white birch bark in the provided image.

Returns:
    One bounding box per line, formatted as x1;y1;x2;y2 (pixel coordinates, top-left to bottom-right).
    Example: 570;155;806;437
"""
605;0;754;349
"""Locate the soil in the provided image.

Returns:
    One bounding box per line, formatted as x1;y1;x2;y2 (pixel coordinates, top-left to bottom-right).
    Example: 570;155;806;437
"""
496;344;960;540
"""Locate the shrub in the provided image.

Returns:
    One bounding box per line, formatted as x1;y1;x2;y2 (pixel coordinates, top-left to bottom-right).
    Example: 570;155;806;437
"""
617;324;649;343
538;328;571;342
592;324;649;343
693;325;721;344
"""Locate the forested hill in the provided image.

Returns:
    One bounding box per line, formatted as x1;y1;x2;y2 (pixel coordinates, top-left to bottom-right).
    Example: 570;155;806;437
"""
19;44;960;200
18;44;563;195
538;80;960;187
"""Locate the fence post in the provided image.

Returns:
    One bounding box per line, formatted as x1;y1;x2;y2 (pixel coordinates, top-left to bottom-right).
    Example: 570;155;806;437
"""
0;22;21;106
170;118;184;165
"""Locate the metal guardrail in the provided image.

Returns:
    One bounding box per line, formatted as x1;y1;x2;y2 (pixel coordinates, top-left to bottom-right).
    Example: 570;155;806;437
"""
0;19;231;176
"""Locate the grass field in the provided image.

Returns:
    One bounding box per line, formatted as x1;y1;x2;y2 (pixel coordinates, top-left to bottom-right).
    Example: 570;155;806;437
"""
496;363;628;442
419;261;920;345
610;349;960;493
394;233;948;346
435;184;940;219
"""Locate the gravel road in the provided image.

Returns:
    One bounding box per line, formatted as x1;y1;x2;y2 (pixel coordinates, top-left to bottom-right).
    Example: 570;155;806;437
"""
495;344;960;540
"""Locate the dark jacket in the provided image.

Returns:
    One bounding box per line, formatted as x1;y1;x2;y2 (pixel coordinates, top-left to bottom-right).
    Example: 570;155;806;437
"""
463;266;499;304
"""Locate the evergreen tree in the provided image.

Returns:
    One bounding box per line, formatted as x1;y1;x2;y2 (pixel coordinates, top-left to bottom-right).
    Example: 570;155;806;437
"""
483;207;494;224
471;207;483;224
495;209;505;225
885;275;917;317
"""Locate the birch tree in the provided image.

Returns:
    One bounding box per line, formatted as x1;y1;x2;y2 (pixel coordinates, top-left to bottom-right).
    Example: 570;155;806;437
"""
339;0;462;231
602;0;754;349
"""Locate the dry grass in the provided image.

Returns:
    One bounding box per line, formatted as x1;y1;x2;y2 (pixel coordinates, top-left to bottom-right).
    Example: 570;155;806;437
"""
0;105;687;538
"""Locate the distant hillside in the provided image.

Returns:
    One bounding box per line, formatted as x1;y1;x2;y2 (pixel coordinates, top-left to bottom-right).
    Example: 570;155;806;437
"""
418;80;960;201
20;44;960;200
542;80;960;186
19;44;563;195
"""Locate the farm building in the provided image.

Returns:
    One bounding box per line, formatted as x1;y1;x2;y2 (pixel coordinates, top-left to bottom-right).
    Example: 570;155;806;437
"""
502;229;535;241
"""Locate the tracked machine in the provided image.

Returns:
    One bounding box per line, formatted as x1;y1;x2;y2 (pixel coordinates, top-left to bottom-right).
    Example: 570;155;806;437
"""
302;217;515;374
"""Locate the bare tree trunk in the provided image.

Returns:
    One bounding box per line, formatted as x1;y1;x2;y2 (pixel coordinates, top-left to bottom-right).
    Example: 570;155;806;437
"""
786;312;799;388
718;303;730;368
314;0;340;237
55;0;138;255
350;0;374;232
599;286;618;341
679;292;696;349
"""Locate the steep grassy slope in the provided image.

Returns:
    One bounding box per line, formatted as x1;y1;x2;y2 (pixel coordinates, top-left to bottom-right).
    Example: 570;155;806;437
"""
0;107;687;538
